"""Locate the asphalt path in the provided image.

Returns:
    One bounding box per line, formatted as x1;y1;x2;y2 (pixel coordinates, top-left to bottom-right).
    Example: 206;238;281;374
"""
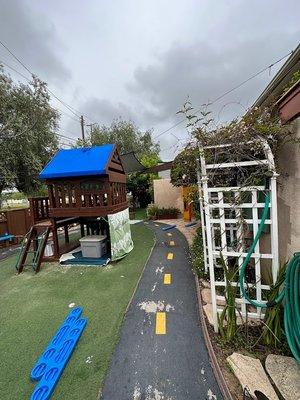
100;221;222;400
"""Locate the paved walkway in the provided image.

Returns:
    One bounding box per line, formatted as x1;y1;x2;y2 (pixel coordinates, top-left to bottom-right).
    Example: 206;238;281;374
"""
100;222;222;400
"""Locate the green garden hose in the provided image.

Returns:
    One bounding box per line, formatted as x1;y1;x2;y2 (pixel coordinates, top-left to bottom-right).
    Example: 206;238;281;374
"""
239;191;300;363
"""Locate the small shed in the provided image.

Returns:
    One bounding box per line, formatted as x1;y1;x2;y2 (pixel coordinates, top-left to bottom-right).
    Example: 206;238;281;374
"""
25;144;133;266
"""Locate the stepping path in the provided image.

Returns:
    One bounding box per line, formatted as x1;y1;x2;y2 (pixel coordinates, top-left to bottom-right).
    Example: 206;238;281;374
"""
100;222;222;400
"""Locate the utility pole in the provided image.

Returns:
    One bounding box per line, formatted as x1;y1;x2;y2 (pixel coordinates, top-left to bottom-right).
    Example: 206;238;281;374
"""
86;122;97;136
80;115;85;141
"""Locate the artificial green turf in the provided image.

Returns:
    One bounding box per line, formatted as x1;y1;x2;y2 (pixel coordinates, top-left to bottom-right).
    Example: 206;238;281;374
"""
133;208;147;220
0;223;154;400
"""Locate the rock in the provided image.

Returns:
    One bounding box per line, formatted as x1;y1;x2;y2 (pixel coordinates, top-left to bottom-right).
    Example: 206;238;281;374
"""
202;288;212;304
201;287;226;306
200;279;210;288
265;354;300;400
227;353;279;400
203;303;215;325
203;304;261;327
215;295;226;307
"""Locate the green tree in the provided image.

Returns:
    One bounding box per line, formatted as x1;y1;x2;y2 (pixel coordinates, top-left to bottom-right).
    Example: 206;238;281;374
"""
76;119;159;157
170;146;198;187
0;66;59;205
127;153;160;208
75;119;161;208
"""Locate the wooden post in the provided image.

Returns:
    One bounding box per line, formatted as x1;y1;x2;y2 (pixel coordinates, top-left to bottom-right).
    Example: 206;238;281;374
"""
64;225;69;244
80;223;85;237
51;219;59;259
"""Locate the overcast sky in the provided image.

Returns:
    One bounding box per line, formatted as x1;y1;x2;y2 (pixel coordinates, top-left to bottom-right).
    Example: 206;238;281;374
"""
0;0;299;159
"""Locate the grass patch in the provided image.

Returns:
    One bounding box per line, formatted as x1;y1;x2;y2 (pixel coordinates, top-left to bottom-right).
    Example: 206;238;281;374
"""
0;223;154;400
133;208;147;220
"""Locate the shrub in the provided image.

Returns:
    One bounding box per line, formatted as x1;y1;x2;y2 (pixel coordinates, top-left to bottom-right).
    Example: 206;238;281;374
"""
146;204;159;218
190;227;207;278
146;204;180;219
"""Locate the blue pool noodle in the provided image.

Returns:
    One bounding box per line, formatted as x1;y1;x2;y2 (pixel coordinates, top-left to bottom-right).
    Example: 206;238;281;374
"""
185;221;197;227
162;224;176;231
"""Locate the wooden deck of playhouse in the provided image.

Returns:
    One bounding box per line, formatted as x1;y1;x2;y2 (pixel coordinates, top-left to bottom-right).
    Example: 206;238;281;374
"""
19;145;128;268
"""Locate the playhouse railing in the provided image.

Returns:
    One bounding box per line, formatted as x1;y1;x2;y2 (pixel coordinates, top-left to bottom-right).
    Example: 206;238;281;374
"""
45;181;128;218
29;197;50;224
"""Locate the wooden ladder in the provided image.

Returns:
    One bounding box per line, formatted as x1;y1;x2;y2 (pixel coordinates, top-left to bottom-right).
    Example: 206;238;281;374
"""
15;226;51;274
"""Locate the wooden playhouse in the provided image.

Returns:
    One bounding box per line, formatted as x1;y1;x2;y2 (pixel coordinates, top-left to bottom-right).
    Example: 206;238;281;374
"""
16;144;132;273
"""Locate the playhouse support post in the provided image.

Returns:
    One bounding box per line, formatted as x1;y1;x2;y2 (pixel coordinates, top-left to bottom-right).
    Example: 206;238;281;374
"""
80;223;85;237
64;225;69;244
51;219;59;259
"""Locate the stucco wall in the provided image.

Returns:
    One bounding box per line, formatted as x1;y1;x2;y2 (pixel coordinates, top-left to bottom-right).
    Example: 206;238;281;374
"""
153;179;184;211
277;117;300;263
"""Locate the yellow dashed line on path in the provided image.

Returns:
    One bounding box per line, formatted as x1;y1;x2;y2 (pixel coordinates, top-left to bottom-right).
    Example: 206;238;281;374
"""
164;273;172;285
155;312;166;334
169;240;175;246
167;233;172;237
167;252;174;260
155;224;159;227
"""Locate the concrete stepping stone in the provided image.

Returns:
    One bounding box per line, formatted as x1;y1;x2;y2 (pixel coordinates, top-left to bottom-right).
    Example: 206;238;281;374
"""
265;354;300;400
227;353;279;400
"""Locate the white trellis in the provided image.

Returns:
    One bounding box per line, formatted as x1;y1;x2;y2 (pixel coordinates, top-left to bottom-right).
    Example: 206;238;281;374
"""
197;140;279;332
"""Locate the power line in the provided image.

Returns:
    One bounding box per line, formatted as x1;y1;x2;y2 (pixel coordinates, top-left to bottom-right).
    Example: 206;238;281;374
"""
0;39;88;121
0;58;81;123
153;50;293;139
56;132;77;142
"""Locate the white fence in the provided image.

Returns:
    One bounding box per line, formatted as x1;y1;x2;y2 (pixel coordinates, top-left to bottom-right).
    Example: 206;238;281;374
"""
197;141;279;332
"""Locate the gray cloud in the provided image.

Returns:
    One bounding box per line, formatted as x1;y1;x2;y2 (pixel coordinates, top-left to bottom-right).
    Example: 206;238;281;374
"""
0;0;71;85
128;32;300;127
7;0;297;160
80;97;136;127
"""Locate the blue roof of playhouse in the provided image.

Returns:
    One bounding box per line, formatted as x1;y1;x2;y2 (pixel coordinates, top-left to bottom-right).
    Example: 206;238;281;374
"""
39;144;116;179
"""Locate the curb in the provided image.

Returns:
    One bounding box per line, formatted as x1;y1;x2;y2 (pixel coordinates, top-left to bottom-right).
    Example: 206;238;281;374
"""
195;275;235;400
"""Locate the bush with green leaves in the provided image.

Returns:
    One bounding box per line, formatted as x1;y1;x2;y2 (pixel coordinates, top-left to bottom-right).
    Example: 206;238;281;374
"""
190;227;207;278
146;204;180;219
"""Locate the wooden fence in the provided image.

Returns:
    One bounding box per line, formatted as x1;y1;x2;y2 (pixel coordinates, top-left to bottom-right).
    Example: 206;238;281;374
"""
0;208;32;237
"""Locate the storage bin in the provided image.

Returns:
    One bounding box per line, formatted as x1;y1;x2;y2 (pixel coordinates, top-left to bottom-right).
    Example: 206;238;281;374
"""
79;235;107;258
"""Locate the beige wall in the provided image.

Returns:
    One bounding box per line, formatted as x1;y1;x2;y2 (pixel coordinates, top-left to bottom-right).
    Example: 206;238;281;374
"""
277;117;300;263
153;179;184;211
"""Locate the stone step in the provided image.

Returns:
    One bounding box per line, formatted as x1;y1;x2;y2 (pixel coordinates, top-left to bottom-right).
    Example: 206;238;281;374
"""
265;354;300;400
227;353;279;400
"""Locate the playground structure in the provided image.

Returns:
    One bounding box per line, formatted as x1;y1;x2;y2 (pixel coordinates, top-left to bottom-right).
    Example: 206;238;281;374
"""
16;144;129;273
197;140;279;331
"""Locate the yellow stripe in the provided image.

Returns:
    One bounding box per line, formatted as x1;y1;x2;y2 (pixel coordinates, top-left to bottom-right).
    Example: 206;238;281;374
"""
167;252;174;260
169;240;175;246
154;224;159;227
164;273;171;284
155;312;166;334
167;233;172;237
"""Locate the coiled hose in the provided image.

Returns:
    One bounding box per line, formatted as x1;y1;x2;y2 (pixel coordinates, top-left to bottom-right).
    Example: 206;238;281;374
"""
239;191;300;363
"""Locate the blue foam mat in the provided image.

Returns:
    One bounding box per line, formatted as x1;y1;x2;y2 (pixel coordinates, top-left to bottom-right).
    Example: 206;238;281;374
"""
30;308;87;400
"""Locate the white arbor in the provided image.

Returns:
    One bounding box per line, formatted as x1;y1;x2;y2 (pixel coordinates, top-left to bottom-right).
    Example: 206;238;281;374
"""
197;140;279;332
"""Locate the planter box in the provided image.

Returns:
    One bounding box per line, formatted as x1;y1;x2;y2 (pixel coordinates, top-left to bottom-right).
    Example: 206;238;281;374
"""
156;214;179;220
